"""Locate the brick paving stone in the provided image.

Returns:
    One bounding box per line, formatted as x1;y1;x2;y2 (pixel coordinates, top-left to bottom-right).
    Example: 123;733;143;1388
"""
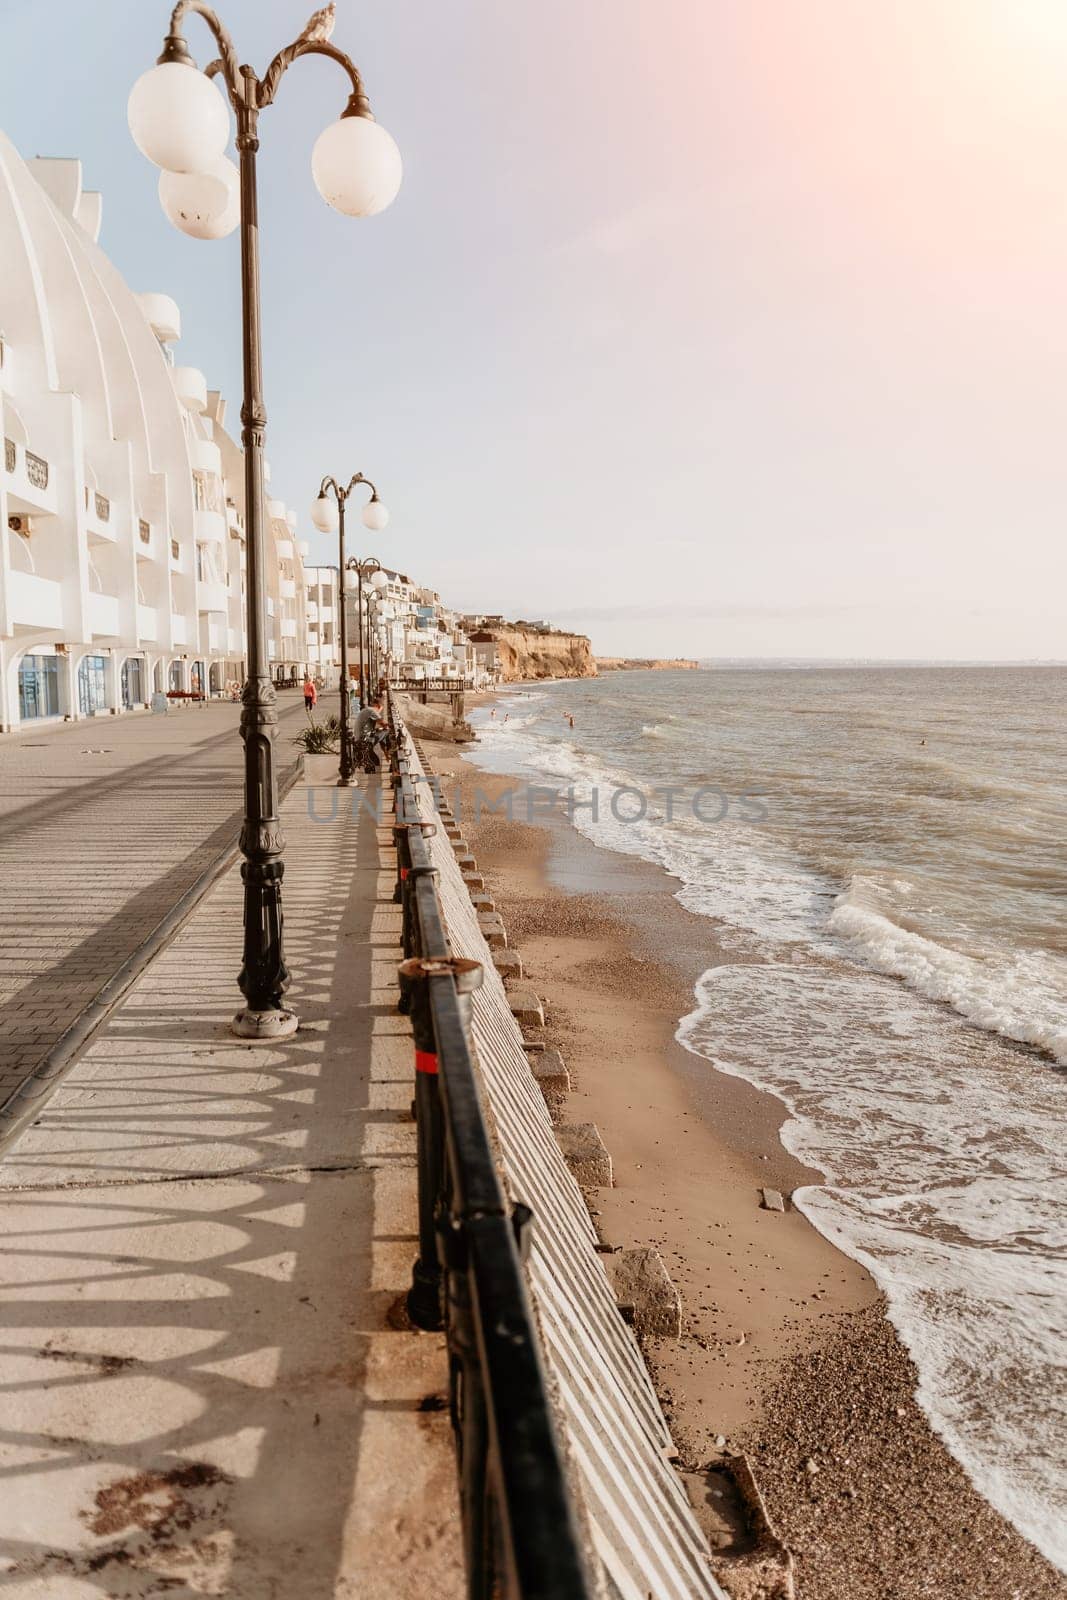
0;698;309;1105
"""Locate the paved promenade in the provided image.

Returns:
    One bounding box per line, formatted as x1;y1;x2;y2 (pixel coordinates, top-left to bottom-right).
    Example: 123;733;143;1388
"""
0;765;462;1597
0;697;307;1109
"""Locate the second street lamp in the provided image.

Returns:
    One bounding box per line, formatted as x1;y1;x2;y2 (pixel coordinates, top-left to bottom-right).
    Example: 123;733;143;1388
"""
129;2;402;1039
311;477;389;784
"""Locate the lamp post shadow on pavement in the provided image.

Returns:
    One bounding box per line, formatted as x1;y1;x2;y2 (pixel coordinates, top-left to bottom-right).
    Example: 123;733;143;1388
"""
128;1;402;1039
309;478;389;786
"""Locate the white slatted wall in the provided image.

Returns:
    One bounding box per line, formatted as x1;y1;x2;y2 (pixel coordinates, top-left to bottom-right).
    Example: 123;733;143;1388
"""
405;743;725;1600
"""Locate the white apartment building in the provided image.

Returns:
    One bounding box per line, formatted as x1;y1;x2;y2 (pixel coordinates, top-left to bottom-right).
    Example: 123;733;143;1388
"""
305;565;341;687
0;131;309;731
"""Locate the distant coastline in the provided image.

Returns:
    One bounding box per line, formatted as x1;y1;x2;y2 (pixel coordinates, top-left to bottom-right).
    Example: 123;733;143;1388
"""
595;656;699;672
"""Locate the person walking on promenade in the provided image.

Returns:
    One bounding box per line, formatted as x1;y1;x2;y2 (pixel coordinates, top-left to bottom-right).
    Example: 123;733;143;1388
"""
303;676;317;715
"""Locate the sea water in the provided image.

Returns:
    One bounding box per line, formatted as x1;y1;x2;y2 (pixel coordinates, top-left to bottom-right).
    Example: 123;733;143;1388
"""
464;666;1067;1571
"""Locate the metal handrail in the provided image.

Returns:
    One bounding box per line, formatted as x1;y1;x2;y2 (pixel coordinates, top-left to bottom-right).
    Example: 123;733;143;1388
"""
387;695;592;1600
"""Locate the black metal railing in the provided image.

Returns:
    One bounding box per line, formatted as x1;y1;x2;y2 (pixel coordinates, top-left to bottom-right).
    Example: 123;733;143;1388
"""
391;676;476;692
388;696;592;1600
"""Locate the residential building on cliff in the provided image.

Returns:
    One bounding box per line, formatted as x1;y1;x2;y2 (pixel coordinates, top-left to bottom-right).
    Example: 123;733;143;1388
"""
0;133;308;731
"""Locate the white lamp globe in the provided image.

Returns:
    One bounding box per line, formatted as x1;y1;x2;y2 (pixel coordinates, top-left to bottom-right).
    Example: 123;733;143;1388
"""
362;498;390;532
344;566;359;591
128;62;230;175
310;495;339;533
311;115;402;217
370;568;388;590
159;157;239;240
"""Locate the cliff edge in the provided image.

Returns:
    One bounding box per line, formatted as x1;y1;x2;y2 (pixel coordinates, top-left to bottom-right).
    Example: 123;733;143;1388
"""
477;627;596;682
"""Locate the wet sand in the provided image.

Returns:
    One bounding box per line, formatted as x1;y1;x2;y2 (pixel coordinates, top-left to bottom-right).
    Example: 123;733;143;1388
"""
423;734;1066;1600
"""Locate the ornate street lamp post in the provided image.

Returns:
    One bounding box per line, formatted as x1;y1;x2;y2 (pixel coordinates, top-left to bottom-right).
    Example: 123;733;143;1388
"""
128;2;401;1038
310;479;388;784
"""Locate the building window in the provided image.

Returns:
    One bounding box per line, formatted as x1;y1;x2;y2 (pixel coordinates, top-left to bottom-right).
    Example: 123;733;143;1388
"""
18;655;61;721
139;519;151;544
77;655;108;716
121;657;144;709
95;492;110;522
25;450;49;490
4;438;14;473
171;539;180;561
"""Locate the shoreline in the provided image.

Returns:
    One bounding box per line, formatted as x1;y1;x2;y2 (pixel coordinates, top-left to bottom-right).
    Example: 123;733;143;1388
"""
422;728;1066;1600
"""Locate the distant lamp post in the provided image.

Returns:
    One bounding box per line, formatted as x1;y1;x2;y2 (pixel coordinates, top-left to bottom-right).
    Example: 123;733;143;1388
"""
128;2;401;1040
310;477;389;783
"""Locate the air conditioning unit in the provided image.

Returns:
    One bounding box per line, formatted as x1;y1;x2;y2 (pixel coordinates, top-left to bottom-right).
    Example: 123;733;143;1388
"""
7;514;31;536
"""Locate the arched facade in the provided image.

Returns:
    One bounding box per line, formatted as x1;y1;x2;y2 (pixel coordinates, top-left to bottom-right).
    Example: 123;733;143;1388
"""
0;131;310;733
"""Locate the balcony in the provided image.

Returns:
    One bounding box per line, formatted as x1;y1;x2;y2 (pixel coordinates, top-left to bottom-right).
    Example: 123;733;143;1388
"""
137;292;181;344
171;614;188;646
267;640;277;659
4;438;58;515
196;509;227;545
173;366;207;413
296;539;310;559
136;519;156;559
226;502;244;537
6;571;63;629
206;618;226;651
85;486;117;543
267;498;286;520
227;627;241;653
197;580;229;614
190;437;222;476
280;619;298;639
275;538;294;561
87;592;120;637
137;604;158;642
280;577;296;599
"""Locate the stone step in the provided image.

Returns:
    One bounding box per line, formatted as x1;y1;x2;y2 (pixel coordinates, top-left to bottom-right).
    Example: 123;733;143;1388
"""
604;1248;681;1339
508;987;544;1027
529;1047;569;1103
491;950;523;981
555;1122;612;1187
477;914;507;949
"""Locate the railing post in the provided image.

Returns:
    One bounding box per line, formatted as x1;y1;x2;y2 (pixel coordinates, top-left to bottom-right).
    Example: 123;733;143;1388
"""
399;955;483;1332
441;1212;494;1600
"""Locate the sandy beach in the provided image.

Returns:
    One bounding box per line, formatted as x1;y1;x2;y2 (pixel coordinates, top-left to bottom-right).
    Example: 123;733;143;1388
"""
421;730;1066;1600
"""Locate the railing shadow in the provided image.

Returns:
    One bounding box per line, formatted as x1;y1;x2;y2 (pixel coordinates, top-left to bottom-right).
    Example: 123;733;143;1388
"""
0;784;447;1596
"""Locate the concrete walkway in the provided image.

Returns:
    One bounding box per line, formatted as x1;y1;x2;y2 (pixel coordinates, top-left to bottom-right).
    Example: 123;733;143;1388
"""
0;697;308;1105
0;769;463;1597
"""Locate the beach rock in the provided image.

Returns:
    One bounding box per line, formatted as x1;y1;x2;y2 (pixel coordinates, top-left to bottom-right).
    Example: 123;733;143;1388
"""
477;914;507;949
491;950;523;981
556;1122;612;1187
469;890;496;912
761;1188;786;1212
605;1248;682;1339
508;987;545;1027
461;870;485;890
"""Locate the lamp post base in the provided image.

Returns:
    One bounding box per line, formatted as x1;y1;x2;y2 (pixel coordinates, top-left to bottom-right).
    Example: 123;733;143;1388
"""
231;1006;299;1041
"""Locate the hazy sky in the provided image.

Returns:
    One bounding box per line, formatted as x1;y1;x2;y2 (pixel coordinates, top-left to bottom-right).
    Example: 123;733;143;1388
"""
2;0;1066;658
